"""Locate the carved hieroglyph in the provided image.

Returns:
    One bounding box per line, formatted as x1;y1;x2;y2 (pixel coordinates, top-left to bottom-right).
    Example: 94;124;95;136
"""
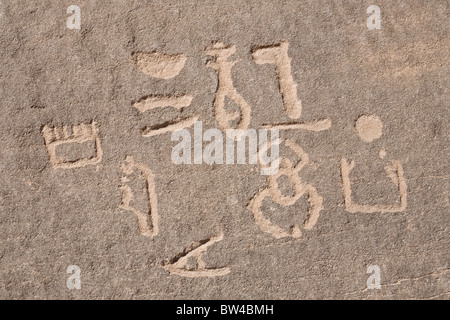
132;51;187;80
133;95;193;113
261;119;332;132
355;114;383;143
119;157;230;276
340;158;407;213
253;41;332;132
41;121;103;169
252;41;302;119
340;115;407;213
248;139;323;239
205;42;252;134
132;51;198;137
163;233;230;278
119;156;159;237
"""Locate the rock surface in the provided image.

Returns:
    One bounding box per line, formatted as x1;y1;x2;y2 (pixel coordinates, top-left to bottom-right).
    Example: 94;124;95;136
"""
0;0;448;299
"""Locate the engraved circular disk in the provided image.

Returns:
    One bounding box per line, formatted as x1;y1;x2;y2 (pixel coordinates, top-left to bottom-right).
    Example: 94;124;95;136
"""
355;114;383;143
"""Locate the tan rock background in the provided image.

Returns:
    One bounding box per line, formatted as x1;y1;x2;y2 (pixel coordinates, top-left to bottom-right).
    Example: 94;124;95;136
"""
0;0;448;299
